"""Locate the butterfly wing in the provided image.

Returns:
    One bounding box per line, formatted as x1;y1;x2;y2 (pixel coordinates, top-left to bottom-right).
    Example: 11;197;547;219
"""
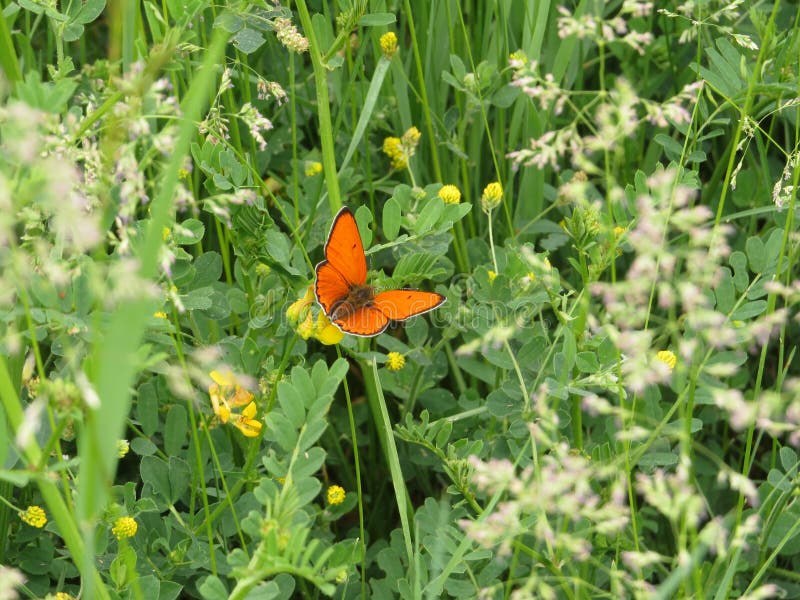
372;290;446;321
333;305;390;336
315;207;368;315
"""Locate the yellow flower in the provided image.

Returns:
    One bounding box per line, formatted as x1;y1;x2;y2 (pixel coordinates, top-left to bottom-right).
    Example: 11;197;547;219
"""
20;505;46;528
112;516;138;540
255;263;272;277
209;370;255;428
117;440;130;458
327;485;346;506
386;351;406;371
613;226;626;238
153;311;168;319
233;401;263;438
305;161;323;177
178;168;190;180
162;226;171;241
481;181;503;212
382;136;407;170
297;311;316;339
487;270;497;283
544;257;552;269
656;350;677;370
380;31;398;59
438;184;461;205
287;285;315;325
55;593;75;600
314;313;345;345
402;126;421;147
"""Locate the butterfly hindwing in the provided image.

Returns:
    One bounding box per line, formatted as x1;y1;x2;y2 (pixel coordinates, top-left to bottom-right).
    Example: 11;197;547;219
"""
334;306;390;336
372;290;446;321
314;261;351;315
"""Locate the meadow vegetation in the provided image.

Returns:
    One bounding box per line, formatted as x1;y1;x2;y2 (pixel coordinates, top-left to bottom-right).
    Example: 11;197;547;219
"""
0;1;799;598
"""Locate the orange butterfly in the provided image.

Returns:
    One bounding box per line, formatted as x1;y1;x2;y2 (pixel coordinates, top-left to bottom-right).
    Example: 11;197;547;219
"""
315;207;446;336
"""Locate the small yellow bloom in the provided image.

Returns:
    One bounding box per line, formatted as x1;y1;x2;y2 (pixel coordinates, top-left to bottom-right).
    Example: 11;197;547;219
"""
386;351;406;371
178;168;190;180
656;350;677;370
297;311;316;339
544;257;552;269
379;32;398;59
402;126;421;147
438;184;461;205
481;181;503;212
314;313;345;345
117;440;130;458
382;136;407;170
233;401;263;438
153;311;168;319
287;285;315;325
20;505;46;528
162;226;171;241
112;516;138;540
209;369;255;427
613;226;626;238
255;263;272;277
55;593;75;600
327;485;346;506
487;270;497;283
305;161;323;177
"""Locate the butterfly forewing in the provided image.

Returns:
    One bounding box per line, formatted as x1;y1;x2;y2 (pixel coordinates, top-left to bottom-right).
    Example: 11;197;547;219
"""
314;262;351;315
322;208;367;286
372;290;446;321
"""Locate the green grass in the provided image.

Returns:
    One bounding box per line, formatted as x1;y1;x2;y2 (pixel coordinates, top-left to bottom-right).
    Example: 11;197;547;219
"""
0;1;799;599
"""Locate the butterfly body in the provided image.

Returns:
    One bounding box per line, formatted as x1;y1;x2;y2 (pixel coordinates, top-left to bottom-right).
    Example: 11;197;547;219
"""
314;207;445;337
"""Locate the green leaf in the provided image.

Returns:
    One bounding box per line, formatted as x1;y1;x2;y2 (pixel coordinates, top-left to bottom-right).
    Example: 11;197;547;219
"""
232;28;266;54
264;413;298;452
714;268;736;313
198;575;228;600
383;198;401;241
729;251;749;291
745;236;766;273
277;380;305;429
654;134;683;161
141;456;171;504
576;351;599;373
357;12;396;26
164;404;188;455
174;219;205;245
69;0;105;24
780;446;798;473
730;300;767;321
416;199;444;234
168;456;190;504
136;381;160;437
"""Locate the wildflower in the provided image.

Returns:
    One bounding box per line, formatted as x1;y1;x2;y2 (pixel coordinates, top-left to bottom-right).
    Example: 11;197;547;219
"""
255;263;272;277
383;127;421;171
380;31;398;59
314;313;344;345
297;311;316;339
382;137;406;170
386;352;406;371
286;286;315;325
178;167;191;180
238;103;273;151
273;17;309;53
327;485;346;505
613;226;626;237
117;440;130;458
162;226;170;240
305;161;323;177
209;370;255;431
481;181;503;212
656;350;677;370
487;271;497;283
438;184;462;204
20;505;47;528
233;401;263;438
112;516;138;540
257;79;288;104
55;593;76;600
153;311;168;319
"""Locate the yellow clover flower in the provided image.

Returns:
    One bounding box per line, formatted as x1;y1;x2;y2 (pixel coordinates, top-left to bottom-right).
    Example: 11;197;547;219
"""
112;516;138;540
386;352;406;371
438;184;461;205
380;32;398;59
117;440;130;458
20;505;46;528
656;350;677;370
209;370;257;436
487;270;497;283
327;485;346;506
481;181;503;212
382;137;407;170
287;285;315;325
